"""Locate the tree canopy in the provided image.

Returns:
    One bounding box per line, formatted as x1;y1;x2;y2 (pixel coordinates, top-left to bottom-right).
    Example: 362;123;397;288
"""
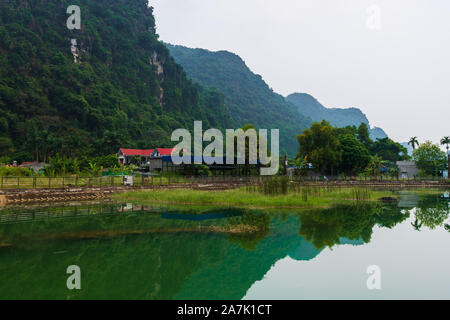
297;120;341;175
413;141;448;176
297;121;408;176
370;138;409;163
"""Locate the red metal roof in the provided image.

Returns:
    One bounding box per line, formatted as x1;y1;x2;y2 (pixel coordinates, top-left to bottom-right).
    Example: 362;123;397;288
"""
119;149;154;157
21;161;40;166
155;148;176;156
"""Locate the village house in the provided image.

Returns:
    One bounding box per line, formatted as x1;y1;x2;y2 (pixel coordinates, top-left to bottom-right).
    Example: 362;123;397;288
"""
19;161;47;173
117;148;255;175
396;161;419;179
117;149;155;166
117;148;177;171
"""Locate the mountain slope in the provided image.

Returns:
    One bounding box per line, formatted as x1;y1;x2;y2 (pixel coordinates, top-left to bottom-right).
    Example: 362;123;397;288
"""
286;93;388;140
166;44;312;156
0;0;233;162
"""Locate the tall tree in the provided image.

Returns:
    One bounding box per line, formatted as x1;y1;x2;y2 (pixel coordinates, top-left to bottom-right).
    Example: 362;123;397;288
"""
441;136;450;174
441;136;450;153
337;134;371;175
357;123;372;147
297;120;341;175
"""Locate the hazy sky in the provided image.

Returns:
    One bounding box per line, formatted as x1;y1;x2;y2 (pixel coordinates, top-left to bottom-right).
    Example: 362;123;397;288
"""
150;0;449;146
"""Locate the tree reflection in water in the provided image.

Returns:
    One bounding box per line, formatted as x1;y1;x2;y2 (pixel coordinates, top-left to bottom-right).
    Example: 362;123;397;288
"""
413;194;450;231
297;203;410;250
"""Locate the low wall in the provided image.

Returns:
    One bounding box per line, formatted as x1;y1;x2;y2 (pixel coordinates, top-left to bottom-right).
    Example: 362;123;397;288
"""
0;195;6;205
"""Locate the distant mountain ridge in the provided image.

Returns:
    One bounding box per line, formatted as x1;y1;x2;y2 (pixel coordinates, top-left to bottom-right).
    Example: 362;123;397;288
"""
166;43;312;156
167;44;389;152
286;93;388;140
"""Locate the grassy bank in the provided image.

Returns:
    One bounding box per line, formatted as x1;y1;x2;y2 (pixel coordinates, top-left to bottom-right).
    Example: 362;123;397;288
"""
113;187;396;209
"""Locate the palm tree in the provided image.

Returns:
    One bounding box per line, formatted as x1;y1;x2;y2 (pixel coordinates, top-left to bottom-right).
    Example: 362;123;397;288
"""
408;137;419;150
441;136;450;153
411;218;423;231
367;155;386;178
442;136;450;177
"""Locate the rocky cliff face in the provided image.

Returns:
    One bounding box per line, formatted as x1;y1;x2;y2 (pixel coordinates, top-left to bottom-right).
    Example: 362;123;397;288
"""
0;0;233;161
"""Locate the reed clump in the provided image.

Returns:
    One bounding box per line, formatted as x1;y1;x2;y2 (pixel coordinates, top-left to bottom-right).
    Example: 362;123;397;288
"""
248;178;379;203
115;183;395;209
351;188;371;201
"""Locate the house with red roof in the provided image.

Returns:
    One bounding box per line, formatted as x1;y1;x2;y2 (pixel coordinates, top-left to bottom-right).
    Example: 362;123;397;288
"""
117;148;177;167
151;148;177;157
117;149;154;166
19;161;48;172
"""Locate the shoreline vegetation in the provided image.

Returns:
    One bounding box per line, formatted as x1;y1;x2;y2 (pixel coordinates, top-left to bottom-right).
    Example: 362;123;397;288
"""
113;187;400;209
1;178;448;206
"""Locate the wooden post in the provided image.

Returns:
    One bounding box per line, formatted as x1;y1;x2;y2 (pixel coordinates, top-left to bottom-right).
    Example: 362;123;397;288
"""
17;177;20;189
1;176;3;189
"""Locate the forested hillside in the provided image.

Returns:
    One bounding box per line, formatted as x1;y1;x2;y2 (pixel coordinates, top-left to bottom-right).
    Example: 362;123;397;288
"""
286;93;388;140
0;0;233;162
166;44;312;156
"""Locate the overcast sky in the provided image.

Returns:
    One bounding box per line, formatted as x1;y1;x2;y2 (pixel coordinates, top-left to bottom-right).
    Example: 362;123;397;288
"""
150;0;449;147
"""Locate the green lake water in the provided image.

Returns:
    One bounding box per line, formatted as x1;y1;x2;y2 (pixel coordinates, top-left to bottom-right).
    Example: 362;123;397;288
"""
0;190;449;300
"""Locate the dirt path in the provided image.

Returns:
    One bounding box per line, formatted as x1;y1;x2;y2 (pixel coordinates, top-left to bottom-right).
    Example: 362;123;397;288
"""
0;183;246;205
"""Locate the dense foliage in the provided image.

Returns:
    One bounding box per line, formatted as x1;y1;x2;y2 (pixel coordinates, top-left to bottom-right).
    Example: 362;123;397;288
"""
297;120;342;175
297;121;408;176
413;141;448;176
370;137;409;163
0;0;233;163
166;44;312;156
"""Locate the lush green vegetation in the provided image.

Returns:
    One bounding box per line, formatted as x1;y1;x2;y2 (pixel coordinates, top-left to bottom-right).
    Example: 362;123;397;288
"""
296;120;409;176
413;141;448;177
166;44;312;156
0;0;233;163
113;187;395;209
0;166;33;177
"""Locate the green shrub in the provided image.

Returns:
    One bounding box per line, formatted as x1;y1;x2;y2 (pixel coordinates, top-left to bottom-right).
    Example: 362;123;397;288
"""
0;166;33;177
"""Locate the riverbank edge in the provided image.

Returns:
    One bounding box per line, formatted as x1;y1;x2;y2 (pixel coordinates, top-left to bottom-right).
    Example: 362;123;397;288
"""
1;181;448;206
